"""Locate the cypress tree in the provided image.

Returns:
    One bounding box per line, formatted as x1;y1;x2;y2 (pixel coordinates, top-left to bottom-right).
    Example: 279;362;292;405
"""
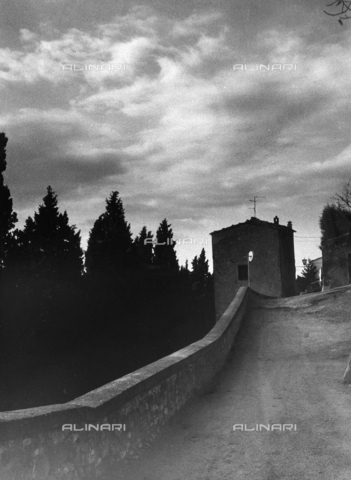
296;259;319;293
134;226;154;265
0;133;17;270
14;186;83;279
191;248;210;293
153;218;179;271
85;191;133;275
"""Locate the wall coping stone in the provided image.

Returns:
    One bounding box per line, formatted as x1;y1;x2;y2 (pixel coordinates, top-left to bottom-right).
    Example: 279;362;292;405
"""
0;287;248;442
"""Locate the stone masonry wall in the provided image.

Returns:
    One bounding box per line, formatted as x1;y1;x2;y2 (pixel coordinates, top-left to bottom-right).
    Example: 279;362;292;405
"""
0;287;250;480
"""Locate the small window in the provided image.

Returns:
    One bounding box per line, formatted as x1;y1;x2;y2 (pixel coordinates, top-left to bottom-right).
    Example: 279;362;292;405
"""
238;264;248;281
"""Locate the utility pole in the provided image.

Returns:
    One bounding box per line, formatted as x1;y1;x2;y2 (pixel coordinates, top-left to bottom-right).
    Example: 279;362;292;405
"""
249;196;266;218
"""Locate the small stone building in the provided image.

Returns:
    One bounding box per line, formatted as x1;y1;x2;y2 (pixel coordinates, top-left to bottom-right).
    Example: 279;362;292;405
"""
211;216;296;319
321;232;351;289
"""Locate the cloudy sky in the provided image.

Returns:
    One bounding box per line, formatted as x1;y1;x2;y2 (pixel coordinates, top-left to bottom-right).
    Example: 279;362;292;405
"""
1;0;350;272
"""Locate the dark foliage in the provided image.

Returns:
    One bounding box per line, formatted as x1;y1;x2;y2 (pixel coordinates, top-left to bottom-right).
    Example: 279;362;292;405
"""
191;248;211;295
134;226;154;266
319;204;351;247
153;218;179;272
7;186;83;281
0;133;17;270
85;191;134;275
0;143;215;410
296;259;319;293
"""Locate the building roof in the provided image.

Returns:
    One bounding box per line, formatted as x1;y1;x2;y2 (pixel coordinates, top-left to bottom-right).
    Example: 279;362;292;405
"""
211;216;295;236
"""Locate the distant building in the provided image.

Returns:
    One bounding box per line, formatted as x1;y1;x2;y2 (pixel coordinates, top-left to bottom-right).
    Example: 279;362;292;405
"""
321;232;351;289
310;257;322;279
211;216;296;319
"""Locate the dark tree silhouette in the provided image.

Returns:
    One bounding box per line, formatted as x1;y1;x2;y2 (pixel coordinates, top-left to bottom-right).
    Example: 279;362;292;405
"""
85;191;133;275
331;179;351;211
153;218;179;271
0;133;217;409
191;248;212;295
319;203;351;247
11;186;83;279
296;259;319;293
0;133;17;270
134;226;154;266
179;259;191;286
180;259;190;274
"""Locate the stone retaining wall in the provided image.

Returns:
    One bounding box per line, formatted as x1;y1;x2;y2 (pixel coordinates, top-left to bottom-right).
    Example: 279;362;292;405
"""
0;287;250;480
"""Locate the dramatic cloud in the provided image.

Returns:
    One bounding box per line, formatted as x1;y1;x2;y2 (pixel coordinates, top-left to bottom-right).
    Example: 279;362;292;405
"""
1;0;350;269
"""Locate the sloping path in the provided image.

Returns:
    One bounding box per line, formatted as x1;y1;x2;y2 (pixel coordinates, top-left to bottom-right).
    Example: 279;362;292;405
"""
106;287;351;480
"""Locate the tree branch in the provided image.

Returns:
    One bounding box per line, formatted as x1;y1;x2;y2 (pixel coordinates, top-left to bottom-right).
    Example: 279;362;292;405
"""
324;0;351;22
331;180;351;210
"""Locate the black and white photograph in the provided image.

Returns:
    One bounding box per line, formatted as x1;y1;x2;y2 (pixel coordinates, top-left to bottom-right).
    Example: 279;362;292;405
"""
1;0;351;478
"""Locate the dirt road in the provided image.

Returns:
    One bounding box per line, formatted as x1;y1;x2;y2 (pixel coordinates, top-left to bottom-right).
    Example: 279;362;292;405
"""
105;287;351;480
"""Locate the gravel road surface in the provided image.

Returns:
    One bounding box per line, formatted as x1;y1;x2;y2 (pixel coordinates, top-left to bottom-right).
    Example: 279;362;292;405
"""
106;287;351;480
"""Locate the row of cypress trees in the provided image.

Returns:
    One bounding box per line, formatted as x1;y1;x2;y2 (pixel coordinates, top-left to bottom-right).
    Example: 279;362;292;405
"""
1;131;211;287
2;183;210;287
0;132;214;410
